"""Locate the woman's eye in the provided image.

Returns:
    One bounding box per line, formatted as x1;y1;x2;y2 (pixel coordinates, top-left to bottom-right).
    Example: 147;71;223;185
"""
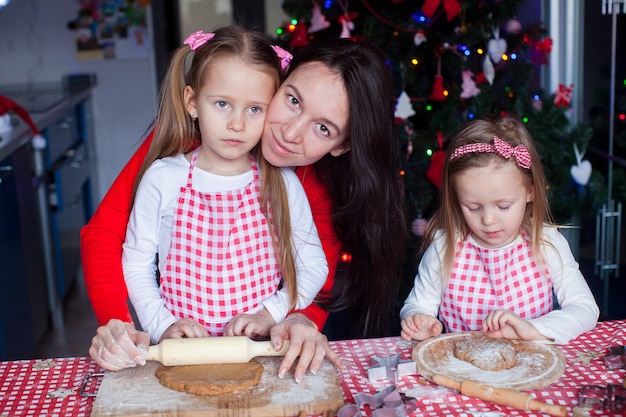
468;207;480;213
316;123;329;136
499;206;511;211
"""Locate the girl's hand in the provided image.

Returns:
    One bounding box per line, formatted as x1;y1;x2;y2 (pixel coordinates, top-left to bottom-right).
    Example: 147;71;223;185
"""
400;313;443;341
89;318;150;371
482;310;548;341
160;318;208;341
269;313;344;384
224;308;276;339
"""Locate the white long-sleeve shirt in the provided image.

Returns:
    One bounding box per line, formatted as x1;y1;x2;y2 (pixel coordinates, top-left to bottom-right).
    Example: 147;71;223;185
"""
122;154;328;342
401;226;599;344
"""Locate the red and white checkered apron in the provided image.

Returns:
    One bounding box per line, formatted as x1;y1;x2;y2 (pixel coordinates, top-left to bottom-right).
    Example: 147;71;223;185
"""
439;234;553;332
160;150;281;336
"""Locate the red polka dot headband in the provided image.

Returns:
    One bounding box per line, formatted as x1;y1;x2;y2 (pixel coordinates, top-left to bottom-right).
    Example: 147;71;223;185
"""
450;135;532;169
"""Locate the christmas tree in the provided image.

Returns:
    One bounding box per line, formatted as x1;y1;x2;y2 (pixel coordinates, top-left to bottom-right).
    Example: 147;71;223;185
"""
274;0;608;228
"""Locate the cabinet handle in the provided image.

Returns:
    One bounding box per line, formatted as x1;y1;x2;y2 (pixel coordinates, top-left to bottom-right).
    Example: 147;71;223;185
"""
0;165;14;184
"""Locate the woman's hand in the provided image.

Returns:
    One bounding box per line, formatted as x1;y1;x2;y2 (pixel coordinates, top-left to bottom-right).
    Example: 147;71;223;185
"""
482;310;549;341
160;318;209;341
269;313;344;384
224;308;276;339
400;313;443;341
89;318;151;371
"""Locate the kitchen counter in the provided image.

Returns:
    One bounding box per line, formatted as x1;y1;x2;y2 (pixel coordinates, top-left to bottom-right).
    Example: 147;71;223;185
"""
0;81;92;162
0;320;624;417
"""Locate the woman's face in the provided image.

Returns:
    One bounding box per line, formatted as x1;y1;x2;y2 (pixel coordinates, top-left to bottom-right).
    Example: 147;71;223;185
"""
261;62;350;168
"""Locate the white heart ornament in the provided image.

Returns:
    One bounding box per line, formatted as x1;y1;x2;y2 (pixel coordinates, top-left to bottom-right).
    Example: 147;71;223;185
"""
488;38;507;64
570;160;592;186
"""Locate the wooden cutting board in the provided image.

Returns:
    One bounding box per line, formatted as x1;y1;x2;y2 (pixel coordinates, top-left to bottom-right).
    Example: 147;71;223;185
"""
412;332;566;390
90;357;344;416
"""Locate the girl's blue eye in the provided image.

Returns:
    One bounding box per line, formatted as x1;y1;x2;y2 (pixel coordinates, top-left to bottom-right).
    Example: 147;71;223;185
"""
249;106;261;114
216;101;227;108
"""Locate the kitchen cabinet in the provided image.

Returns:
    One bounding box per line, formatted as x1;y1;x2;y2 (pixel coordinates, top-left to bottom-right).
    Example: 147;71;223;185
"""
0;79;95;360
0;146;48;360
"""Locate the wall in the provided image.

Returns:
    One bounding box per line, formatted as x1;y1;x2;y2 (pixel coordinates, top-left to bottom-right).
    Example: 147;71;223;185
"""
0;0;157;201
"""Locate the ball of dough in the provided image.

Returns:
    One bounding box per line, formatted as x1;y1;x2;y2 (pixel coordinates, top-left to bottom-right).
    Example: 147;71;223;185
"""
454;334;517;371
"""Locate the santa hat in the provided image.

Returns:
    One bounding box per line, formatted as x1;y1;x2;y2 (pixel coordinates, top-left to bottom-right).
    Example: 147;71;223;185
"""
0;95;46;149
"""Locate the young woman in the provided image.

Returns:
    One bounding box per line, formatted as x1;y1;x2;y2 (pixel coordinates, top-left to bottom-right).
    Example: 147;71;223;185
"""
84;36;407;381
400;115;598;344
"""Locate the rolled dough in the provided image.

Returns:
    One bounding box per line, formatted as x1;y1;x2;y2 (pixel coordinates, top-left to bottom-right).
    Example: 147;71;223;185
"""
155;360;264;396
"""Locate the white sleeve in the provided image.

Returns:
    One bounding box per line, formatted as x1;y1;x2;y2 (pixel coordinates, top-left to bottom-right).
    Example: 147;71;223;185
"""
122;162;178;343
400;233;446;320
528;227;600;344
261;168;328;323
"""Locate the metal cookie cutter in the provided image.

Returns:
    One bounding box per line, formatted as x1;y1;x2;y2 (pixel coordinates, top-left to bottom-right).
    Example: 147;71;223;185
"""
338;385;415;417
79;372;104;397
367;353;417;384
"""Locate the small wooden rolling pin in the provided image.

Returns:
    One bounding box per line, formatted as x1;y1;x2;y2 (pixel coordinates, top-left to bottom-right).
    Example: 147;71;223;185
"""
146;336;290;366
432;374;567;417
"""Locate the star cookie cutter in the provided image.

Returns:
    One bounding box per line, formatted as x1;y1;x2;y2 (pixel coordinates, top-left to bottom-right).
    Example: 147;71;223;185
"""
367;353;417;384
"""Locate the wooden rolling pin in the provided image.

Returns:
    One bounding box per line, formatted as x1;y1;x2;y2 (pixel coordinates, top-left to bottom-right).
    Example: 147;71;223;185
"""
432;374;567;417
146;336;290;366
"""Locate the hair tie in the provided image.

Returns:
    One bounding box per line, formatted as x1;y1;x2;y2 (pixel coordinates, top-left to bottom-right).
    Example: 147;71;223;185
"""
184;30;215;51
272;45;292;72
450;136;532;169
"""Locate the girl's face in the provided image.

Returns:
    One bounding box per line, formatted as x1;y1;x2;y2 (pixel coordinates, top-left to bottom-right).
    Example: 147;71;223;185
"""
261;62;351;168
454;160;534;249
185;56;276;175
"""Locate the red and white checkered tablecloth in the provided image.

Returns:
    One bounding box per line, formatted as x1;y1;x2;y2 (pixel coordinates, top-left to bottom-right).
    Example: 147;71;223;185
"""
331;320;626;416
0;320;624;417
0;357;100;417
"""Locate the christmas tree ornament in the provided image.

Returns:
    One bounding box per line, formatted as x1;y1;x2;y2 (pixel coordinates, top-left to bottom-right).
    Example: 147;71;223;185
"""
460;70;481;98
413;30;427;46
422;0;461;22
488;28;507;64
339;13;356;38
308;2;330;33
531;37;553;65
426;132;446;188
289;23;309;47
554;83;574;108
570;144;592;186
411;216;428;236
395;91;416;119
429;56;447;101
482;55;495;85
505;18;522;34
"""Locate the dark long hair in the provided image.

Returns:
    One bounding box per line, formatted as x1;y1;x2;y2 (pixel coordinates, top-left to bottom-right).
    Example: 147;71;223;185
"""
289;39;407;337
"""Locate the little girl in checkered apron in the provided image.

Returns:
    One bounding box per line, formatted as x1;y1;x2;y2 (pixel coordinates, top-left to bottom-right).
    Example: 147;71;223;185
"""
400;115;598;344
121;26;327;344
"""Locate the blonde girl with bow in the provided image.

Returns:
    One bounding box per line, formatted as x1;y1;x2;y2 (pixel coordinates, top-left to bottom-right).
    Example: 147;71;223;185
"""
122;25;327;345
400;115;598;344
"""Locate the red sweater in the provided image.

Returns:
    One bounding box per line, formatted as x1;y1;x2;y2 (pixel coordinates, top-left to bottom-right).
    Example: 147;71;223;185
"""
80;133;339;330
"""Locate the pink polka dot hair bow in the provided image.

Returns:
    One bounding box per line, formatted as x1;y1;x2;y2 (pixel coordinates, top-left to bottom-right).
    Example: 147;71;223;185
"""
184;30;215;51
450;136;532;169
272;45;292;72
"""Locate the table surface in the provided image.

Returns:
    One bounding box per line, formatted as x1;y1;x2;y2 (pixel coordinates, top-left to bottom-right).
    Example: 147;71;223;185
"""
1;320;624;417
